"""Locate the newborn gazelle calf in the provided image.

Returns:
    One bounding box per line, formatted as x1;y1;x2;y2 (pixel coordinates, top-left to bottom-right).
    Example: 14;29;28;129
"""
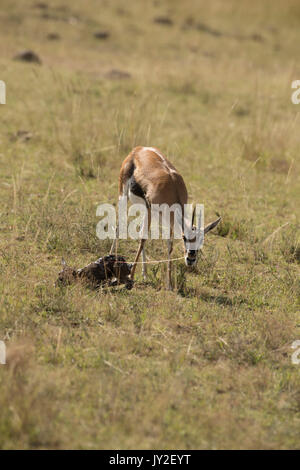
111;146;221;289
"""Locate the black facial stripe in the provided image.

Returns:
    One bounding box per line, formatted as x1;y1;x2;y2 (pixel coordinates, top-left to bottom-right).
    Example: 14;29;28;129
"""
183;235;197;243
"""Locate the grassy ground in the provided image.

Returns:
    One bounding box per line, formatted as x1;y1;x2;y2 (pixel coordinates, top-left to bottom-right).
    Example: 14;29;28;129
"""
0;0;299;449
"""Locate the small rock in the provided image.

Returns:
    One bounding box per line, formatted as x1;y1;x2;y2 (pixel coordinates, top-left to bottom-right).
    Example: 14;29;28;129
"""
234;106;250;117
13;50;42;64
33;2;48;9
270;158;289;174
250;33;264;42
94;31;110;40
46;32;60;40
10;130;33;142
40;12;58;20
182;17;195;30
105;69;131;80
153;16;173;26
196;22;223;37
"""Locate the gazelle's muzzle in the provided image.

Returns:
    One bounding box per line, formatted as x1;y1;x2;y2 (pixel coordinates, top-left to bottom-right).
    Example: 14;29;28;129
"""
185;250;197;267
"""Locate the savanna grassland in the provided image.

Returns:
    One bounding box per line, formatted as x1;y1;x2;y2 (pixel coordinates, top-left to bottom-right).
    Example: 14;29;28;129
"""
0;0;299;450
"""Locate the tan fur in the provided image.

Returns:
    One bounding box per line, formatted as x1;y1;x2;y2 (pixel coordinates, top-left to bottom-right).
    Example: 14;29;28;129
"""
119;146;188;208
114;146;188;289
113;146;221;289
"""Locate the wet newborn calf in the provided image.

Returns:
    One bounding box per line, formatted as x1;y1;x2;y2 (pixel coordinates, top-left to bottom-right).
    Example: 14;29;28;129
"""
56;255;133;289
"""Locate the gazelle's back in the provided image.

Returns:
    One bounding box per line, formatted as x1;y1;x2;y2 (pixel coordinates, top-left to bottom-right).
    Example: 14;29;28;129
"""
119;146;188;207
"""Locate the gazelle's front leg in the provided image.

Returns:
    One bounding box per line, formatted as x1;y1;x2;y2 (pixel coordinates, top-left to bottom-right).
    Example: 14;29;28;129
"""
142;247;147;280
110;195;122;255
110;223;119;255
110;193;128;255
131;208;150;281
167;238;173;290
130;238;146;280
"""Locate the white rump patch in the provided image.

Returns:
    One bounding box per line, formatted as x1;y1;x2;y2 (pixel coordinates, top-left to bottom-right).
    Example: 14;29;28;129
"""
143;147;176;174
144;146;165;162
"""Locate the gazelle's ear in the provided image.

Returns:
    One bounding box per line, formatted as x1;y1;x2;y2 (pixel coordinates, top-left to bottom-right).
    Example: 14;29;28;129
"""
204;216;221;234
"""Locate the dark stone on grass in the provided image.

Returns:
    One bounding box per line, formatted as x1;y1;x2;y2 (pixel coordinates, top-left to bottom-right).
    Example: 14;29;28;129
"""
196;22;223;37
40;12;59;20
105;69;131;79
94;31;110;40
153;16;173;26
270;158;289;174
10;130;33;142
182;17;196;31
250;33;264;42
13;50;42;64
47;32;60;40
234;106;250;117
33;2;48;9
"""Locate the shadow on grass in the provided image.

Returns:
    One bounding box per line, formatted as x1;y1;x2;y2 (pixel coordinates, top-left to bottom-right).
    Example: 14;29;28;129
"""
178;286;248;306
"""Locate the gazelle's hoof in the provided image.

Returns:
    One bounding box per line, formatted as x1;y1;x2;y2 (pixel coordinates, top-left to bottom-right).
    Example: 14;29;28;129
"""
125;279;134;290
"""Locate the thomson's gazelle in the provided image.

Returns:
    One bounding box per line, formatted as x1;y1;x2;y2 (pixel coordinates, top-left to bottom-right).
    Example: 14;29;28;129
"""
111;146;221;289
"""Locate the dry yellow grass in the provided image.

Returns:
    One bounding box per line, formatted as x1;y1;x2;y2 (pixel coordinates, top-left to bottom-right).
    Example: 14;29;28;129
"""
0;0;299;449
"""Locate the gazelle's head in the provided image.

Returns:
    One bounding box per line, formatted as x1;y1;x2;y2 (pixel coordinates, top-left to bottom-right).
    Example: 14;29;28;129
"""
182;226;200;267
176;208;221;267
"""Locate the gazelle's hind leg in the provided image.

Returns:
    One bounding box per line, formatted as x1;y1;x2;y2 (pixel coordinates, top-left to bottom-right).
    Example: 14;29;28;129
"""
130;238;146;280
141;207;151;280
142;247;147;280
130;207;150;281
110;192;128;255
110;224;118;255
166;238;173;290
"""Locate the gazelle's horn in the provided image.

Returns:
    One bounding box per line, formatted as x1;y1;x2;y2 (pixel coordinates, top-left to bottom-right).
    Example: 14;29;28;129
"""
204;216;221;235
192;205;196;226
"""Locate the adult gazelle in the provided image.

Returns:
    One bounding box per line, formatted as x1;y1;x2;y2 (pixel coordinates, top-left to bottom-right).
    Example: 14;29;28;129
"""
111;146;221;289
